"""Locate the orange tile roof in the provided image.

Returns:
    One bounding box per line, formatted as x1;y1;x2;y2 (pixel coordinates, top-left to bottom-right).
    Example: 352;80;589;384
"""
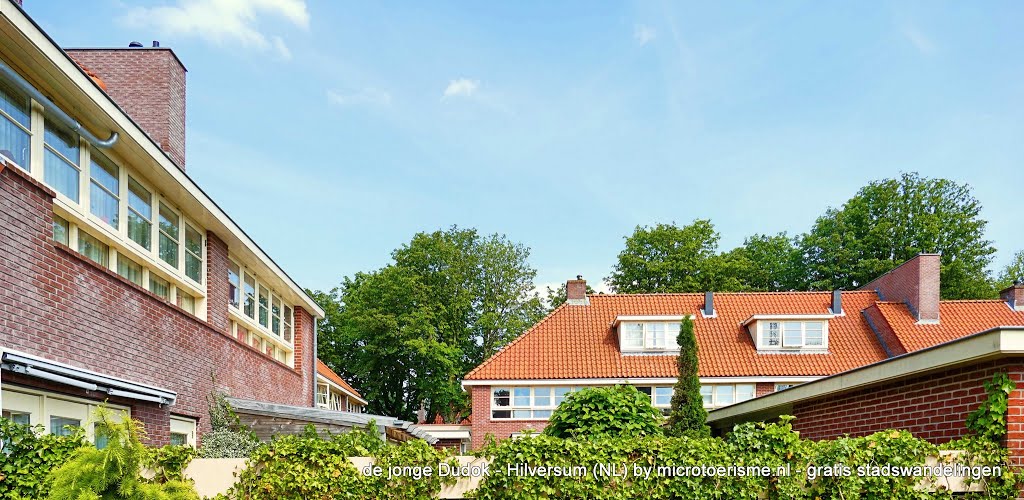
872;300;1024;353
316;359;363;400
464;292;1024;381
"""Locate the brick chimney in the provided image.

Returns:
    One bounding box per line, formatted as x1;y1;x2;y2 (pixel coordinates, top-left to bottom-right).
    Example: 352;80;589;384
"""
1002;282;1024;312
65;44;187;170
566;275;589;306
859;254;941;323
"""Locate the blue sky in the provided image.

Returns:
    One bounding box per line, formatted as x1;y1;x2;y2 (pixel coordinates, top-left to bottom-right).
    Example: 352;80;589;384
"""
27;1;1024;293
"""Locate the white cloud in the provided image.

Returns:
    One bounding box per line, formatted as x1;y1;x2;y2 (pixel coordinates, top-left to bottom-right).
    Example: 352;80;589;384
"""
119;0;309;58
902;25;935;55
442;78;480;99
634;24;657;46
327;88;392;107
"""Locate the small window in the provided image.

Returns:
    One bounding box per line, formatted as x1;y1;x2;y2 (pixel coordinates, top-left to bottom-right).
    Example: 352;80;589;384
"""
117;255;144;286
184;224;202;283
177;290;196;315
653;387;673;407
716;386;735;406
2;410;30;426
243;272;256;319
646;323;667;348
534;387;552;407
271;295;281;335
622;322;643;348
43;120;80;202
50;416;81;436
169;433;187;446
764;322;781;347
491;388;511;419
89;152;119;228
782;322;802;347
513;387;530;407
700;386;713;407
805;321;824;346
78;231;109;267
149;274;170;300
775;383;797;392
0;79;32;169
127;177;152;250
258;285;269;327
158;203;179;267
553;387;573;406
94;423;110;449
228;262;240;308
52;215;70;245
283;305;293;342
736;384;755;402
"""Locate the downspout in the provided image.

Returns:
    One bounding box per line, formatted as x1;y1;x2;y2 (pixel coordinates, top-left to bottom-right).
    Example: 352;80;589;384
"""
0;59;118;148
311;316;318;408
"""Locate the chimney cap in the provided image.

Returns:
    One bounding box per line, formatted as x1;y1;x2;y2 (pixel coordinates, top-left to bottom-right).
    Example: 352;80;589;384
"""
128;41;143;48
576;275;583;280
152;41;160;48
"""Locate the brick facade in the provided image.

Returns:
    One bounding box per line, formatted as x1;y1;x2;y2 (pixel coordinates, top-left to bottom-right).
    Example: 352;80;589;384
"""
860;254;940;323
65;48;187;170
0;163;313;445
469;385;548;449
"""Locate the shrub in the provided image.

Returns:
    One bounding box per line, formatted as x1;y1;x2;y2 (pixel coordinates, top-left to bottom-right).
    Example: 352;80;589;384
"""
0;418;86;498
542;385;663;440
666;314;709;437
46;407;199;500
196;388;261;458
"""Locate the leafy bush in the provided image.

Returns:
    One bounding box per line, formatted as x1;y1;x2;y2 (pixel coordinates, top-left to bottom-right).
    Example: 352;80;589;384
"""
0;418;87;498
967;372;1015;442
217;424;456;499
543;385;663;440
46;407;199;500
666;315;709;437
196;389;261;458
145;444;197;483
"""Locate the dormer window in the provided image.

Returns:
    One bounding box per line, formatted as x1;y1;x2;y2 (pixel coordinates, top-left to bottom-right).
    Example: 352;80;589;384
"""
743;315;832;352
616;317;683;352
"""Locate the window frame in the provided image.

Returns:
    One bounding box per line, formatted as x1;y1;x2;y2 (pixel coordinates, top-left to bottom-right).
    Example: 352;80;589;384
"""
0;79;33;170
620;321;681;352
490;386;572;420
756;320;829;351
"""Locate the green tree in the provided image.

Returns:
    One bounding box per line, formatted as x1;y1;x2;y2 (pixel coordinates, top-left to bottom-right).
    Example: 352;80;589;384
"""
542;386;663;440
607;220;743;293
544;282;596;310
997;250;1024;289
313;227;545;423
722;233;807;291
666;316;709;437
800;172;997;299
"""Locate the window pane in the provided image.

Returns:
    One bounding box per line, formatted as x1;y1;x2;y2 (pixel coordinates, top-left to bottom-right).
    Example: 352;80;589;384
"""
178;290;195;314
736;384;755;402
534;387;551;407
491;410;511;419
94;423;110;449
44;121;79;160
50;416;81;436
513;388;530;407
185;254;201;283
512;410;531;419
0;81;31;169
127;178;152;249
244;273;256;318
228;262;240;308
283;305;293;342
647;323;666;348
52;214;69;245
533;410;551;418
78;232;108;267
44;150;79;202
2;410;31;426
185;224;202;255
127;177;152;219
764;322;781;347
666;323;680;348
805;322;824;346
150;275;170;300
782;322;802;347
89;154;119;228
622;322;643;348
554;387;571;406
654;387;673;406
271;295;281;335
700;385;713;406
184;225;202;283
158;204;179;267
117;256;143;286
169;433;187;446
716;386;735;406
492;388;510;407
258;286;269;327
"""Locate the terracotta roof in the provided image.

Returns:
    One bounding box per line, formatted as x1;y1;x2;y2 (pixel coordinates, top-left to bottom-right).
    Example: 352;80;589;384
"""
316;359;364;400
464;292;1024;381
872;300;1024;353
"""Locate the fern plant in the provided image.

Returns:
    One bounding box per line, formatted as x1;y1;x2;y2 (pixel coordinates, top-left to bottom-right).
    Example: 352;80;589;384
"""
46;406;199;500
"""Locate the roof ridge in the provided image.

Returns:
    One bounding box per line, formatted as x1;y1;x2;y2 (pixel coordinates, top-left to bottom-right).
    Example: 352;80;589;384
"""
464;301;570;380
590;290;878;297
941;299;1009;304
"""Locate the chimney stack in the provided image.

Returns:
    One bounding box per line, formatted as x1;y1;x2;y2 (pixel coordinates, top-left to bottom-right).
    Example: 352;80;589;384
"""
831;290;843;315
65;44;187;170
1002;282;1024;312
859;254;941;323
566;276;588;306
702;291;715;318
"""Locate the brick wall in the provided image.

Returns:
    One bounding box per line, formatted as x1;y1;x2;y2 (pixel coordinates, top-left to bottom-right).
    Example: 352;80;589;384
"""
859;254;940;322
469;385;548;450
1003;284;1024;312
755;382;774;397
0;162;311;445
65;48;187;170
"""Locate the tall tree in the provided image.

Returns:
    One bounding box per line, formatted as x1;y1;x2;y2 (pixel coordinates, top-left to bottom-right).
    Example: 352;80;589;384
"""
666;316;708;437
998;250;1024;289
607;220;743;293
312;226;545;423
800;172;997;299
722;233;807;291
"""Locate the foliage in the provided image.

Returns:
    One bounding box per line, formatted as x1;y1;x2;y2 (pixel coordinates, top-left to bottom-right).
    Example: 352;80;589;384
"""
608;220;744;293
313;226;546;422
144;445;196;483
197;390;261;459
543;385;663;440
997;250;1024;289
721;232;806;291
0;418;87;498
545;281;596;310
967;372;1016;442
666;316;709;437
217;424;456;500
46;407;199;500
800;172;997;299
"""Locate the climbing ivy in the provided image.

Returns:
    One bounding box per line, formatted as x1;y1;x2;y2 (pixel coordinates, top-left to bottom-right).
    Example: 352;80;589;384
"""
0;418;86;499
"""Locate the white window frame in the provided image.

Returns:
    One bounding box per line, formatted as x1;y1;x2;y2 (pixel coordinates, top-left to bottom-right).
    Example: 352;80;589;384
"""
228;258;297;366
619;322;681;352
169;416;197;447
1;386;128;444
700;384;756;409
755;320;829;351
490;386;571;420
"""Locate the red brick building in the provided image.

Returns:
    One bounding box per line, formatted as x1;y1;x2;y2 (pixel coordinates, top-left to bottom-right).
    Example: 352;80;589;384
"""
462;255;1024;449
0;1;327;446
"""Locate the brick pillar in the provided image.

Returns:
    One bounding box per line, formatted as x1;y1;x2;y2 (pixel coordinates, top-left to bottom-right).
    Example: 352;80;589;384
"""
205;232;230;333
859;254;940;323
294;306;314;406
